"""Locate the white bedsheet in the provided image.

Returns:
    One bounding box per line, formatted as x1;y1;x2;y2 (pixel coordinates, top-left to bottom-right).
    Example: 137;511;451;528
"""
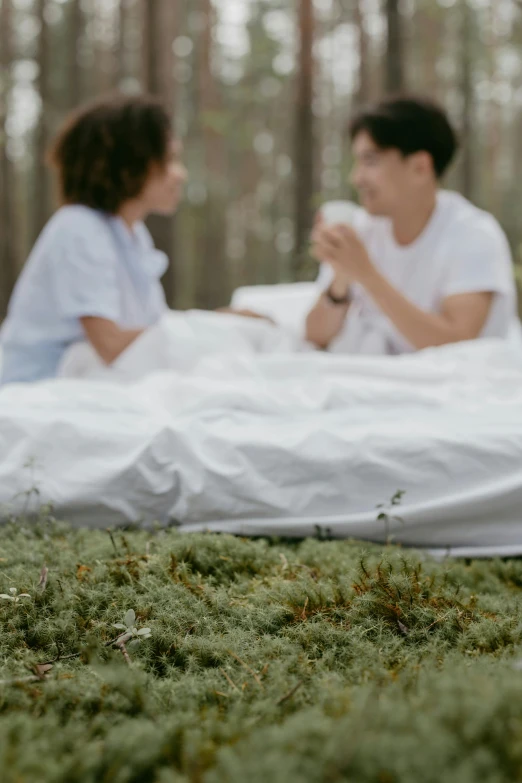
1;302;522;556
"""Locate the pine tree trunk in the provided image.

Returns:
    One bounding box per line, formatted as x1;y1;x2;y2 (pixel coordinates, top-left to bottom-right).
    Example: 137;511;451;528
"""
142;0;177;307
69;0;83;109
385;0;405;94
293;0;315;279
0;0;17;318
94;0;118;94
485;1;501;215
33;0;51;244
117;0;132;89
460;0;474;199
354;0;370;106
194;0;229;309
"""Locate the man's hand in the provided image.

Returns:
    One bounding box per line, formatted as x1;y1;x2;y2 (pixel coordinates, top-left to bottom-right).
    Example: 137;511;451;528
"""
303;213;356;349
311;221;374;286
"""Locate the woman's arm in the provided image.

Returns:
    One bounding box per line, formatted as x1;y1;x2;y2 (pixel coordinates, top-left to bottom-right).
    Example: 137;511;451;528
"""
80;317;143;364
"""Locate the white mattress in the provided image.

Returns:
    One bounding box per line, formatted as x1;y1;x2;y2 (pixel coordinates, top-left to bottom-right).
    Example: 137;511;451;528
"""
1;296;522;557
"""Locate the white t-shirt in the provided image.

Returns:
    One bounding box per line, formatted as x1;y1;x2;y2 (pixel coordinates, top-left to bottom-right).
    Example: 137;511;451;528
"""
0;205;168;383
318;190;517;355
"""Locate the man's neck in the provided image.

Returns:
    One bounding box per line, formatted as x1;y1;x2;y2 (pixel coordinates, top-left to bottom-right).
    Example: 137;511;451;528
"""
390;189;438;247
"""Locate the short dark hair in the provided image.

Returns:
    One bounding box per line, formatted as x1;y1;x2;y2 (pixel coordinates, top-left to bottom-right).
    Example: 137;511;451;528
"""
48;94;172;213
349;96;459;178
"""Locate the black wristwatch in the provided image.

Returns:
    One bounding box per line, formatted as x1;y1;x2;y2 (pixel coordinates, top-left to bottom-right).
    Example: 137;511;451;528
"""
325;285;350;305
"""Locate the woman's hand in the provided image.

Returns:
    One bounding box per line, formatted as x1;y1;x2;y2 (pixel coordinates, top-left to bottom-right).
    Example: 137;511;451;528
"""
216;308;275;325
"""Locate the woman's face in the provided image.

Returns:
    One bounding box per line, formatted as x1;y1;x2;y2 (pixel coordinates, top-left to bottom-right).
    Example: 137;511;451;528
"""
141;140;187;215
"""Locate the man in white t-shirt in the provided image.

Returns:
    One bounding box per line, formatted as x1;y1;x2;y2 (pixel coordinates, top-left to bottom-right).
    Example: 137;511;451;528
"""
306;96;517;355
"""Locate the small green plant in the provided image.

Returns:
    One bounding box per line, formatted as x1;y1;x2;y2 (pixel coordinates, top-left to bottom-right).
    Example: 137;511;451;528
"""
314;524;333;541
113;608;151;649
0;587;31;603
376;489;406;545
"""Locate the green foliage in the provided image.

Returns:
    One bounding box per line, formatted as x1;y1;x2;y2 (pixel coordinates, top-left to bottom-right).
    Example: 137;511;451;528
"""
1;520;522;781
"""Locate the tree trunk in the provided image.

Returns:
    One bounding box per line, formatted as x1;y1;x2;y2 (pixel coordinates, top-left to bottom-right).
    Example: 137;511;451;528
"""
485;0;501;215
142;0;177;307
354;0;370;106
293;0;315;279
69;0;83;109
460;0;474;199
33;0;52;244
0;0;17;318
117;0;131;89
194;0;229;309
385;0;405;94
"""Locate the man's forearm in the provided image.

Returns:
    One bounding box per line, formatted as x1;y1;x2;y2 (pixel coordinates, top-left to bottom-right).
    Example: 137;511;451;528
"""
362;269;485;349
305;275;351;349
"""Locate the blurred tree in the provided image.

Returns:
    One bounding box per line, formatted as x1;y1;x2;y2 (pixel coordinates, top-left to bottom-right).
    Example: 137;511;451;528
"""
194;0;229;308
410;0;442;98
485;0;503;218
94;0;118;95
117;0;132;88
385;0;405;93
68;0;83;109
354;0;371;106
293;0;316;277
0;0;17;318
143;0;177;306
460;0;475;199
33;0;52;243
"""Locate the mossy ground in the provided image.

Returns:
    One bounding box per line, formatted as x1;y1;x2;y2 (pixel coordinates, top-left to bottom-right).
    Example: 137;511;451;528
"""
1;518;522;782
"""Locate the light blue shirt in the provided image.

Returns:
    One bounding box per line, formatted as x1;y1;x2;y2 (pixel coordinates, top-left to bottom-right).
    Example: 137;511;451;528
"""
0;205;168;384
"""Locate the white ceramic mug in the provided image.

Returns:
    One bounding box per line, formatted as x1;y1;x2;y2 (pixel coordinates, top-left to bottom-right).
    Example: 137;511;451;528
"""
321;200;359;227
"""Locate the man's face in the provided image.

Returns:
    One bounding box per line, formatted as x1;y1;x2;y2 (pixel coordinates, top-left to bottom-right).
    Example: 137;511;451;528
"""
142;140;188;216
350;131;431;216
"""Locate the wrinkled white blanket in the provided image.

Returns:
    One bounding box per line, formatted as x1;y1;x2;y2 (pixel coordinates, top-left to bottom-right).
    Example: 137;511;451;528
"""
2;303;522;557
57;309;309;380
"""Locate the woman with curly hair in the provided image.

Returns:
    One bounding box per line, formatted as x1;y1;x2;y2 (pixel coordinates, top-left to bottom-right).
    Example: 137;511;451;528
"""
0;95;187;384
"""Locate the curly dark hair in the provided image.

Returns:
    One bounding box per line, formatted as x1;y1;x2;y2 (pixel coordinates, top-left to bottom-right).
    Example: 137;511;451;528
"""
48;94;172;213
349;95;459;179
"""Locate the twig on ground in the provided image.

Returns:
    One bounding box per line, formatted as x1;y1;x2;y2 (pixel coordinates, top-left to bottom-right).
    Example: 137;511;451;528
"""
0;664;53;688
120;535;131;555
106;529;120;557
43;651;81;665
219;667;240;693
276;680;304;706
0;674;41;686
38;565;49;592
116;638;132;667
227;649;264;688
38;633;134;667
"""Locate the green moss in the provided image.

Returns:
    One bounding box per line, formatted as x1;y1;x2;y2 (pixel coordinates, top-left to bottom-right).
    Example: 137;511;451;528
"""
0;520;522;782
